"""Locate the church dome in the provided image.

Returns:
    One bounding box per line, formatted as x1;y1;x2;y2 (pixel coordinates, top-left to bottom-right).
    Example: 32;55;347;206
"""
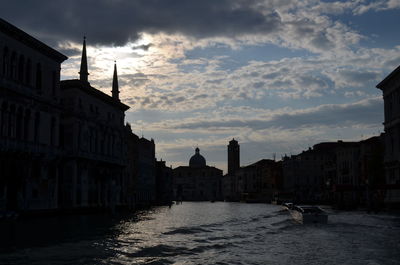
189;147;206;167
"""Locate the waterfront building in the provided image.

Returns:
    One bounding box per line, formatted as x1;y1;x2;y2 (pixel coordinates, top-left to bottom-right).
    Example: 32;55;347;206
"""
136;137;156;205
155;159;173;205
359;135;385;209
235;159;282;203
282;147;326;203
173;148;223;201
377;65;400;207
282;138;385;207
334;141;361;207
124;125;157;207
282;142;345;204
58;38;130;210
0;18;67;212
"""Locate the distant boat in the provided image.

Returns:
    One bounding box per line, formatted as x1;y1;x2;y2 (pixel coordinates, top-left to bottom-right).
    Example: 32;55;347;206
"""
282;202;294;211
289;205;328;224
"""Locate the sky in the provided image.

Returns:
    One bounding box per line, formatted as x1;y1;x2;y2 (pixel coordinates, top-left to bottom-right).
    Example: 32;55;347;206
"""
2;0;400;173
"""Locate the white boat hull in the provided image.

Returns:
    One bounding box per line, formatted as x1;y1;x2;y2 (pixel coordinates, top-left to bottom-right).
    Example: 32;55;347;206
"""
290;206;328;224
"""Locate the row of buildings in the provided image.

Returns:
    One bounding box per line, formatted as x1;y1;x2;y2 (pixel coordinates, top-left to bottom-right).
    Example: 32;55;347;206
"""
191;134;388;209
0;18;173;215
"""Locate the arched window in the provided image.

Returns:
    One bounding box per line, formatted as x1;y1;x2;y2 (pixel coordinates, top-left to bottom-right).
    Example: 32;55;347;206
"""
1;102;8;137
24;109;31;141
18;55;25;82
25;58;31;85
2;47;9;76
34;112;40;142
10;51;17;79
16;107;23;140
8;104;16;138
35;63;42;92
52;71;56;97
50;117;56;146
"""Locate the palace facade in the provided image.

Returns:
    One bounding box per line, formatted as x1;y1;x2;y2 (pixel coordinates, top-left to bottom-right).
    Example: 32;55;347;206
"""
0;18;67;212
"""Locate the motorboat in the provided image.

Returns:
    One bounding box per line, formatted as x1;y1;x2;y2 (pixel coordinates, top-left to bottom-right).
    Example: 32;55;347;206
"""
282;202;294;210
289;205;328;224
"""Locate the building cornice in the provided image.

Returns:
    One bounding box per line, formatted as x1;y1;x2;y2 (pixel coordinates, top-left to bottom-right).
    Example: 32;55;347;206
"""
377;64;400;90
61;79;130;111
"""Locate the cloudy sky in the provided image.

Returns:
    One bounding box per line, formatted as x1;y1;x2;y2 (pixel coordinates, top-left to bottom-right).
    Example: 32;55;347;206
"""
2;0;400;172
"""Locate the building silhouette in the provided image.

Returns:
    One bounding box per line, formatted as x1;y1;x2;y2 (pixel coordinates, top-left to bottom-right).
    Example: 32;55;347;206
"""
58;38;130;210
124;125;158;208
377;65;400;207
228;138;240;176
234;159;282;203
173;148;223;201
156;159;173;205
281;137;385;208
0;18;67;212
0;18;167;215
223;139;282;202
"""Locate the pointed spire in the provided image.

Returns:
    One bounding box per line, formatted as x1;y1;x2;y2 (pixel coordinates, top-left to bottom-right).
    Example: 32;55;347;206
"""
79;36;89;83
112;61;120;101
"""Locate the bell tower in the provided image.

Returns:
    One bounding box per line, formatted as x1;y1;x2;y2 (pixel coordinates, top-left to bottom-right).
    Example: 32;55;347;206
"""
228;138;240;175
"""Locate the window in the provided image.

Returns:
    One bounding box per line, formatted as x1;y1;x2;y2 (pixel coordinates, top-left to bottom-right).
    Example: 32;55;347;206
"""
34;112;40;142
8;105;16;138
25;59;31;85
50;117;56;145
52;71;56;96
18;55;24;82
10;51;17;79
2;47;9;76
35;63;42;92
16;107;23;140
24;109;30;141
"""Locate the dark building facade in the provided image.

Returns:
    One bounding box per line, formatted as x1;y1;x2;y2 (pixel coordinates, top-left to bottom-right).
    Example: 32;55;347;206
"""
235;159;282;203
58;39;130;210
0;18;67;212
281;137;385;208
173;148;223;201
136;137;156;205
223;139;240;201
228;138;240;176
156;159;173;205
377;65;400;207
223;139;282;202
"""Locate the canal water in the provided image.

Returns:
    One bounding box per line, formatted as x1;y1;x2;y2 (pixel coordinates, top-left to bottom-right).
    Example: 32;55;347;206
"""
0;202;399;265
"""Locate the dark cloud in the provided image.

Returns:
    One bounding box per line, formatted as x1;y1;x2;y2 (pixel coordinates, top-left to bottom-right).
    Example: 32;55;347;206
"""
262;72;281;79
57;47;81;57
297;75;328;89
120;73;149;87
132;44;153;51
253;81;265;89
206;79;224;84
193;94;208;100
1;0;282;46
310;33;335;50
338;70;380;85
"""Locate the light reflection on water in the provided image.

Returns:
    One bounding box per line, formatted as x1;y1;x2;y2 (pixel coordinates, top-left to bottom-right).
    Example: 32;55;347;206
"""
1;202;400;265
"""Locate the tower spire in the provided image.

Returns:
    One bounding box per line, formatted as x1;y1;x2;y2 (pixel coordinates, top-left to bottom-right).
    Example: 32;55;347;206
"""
112;61;120;101
79;36;89;83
